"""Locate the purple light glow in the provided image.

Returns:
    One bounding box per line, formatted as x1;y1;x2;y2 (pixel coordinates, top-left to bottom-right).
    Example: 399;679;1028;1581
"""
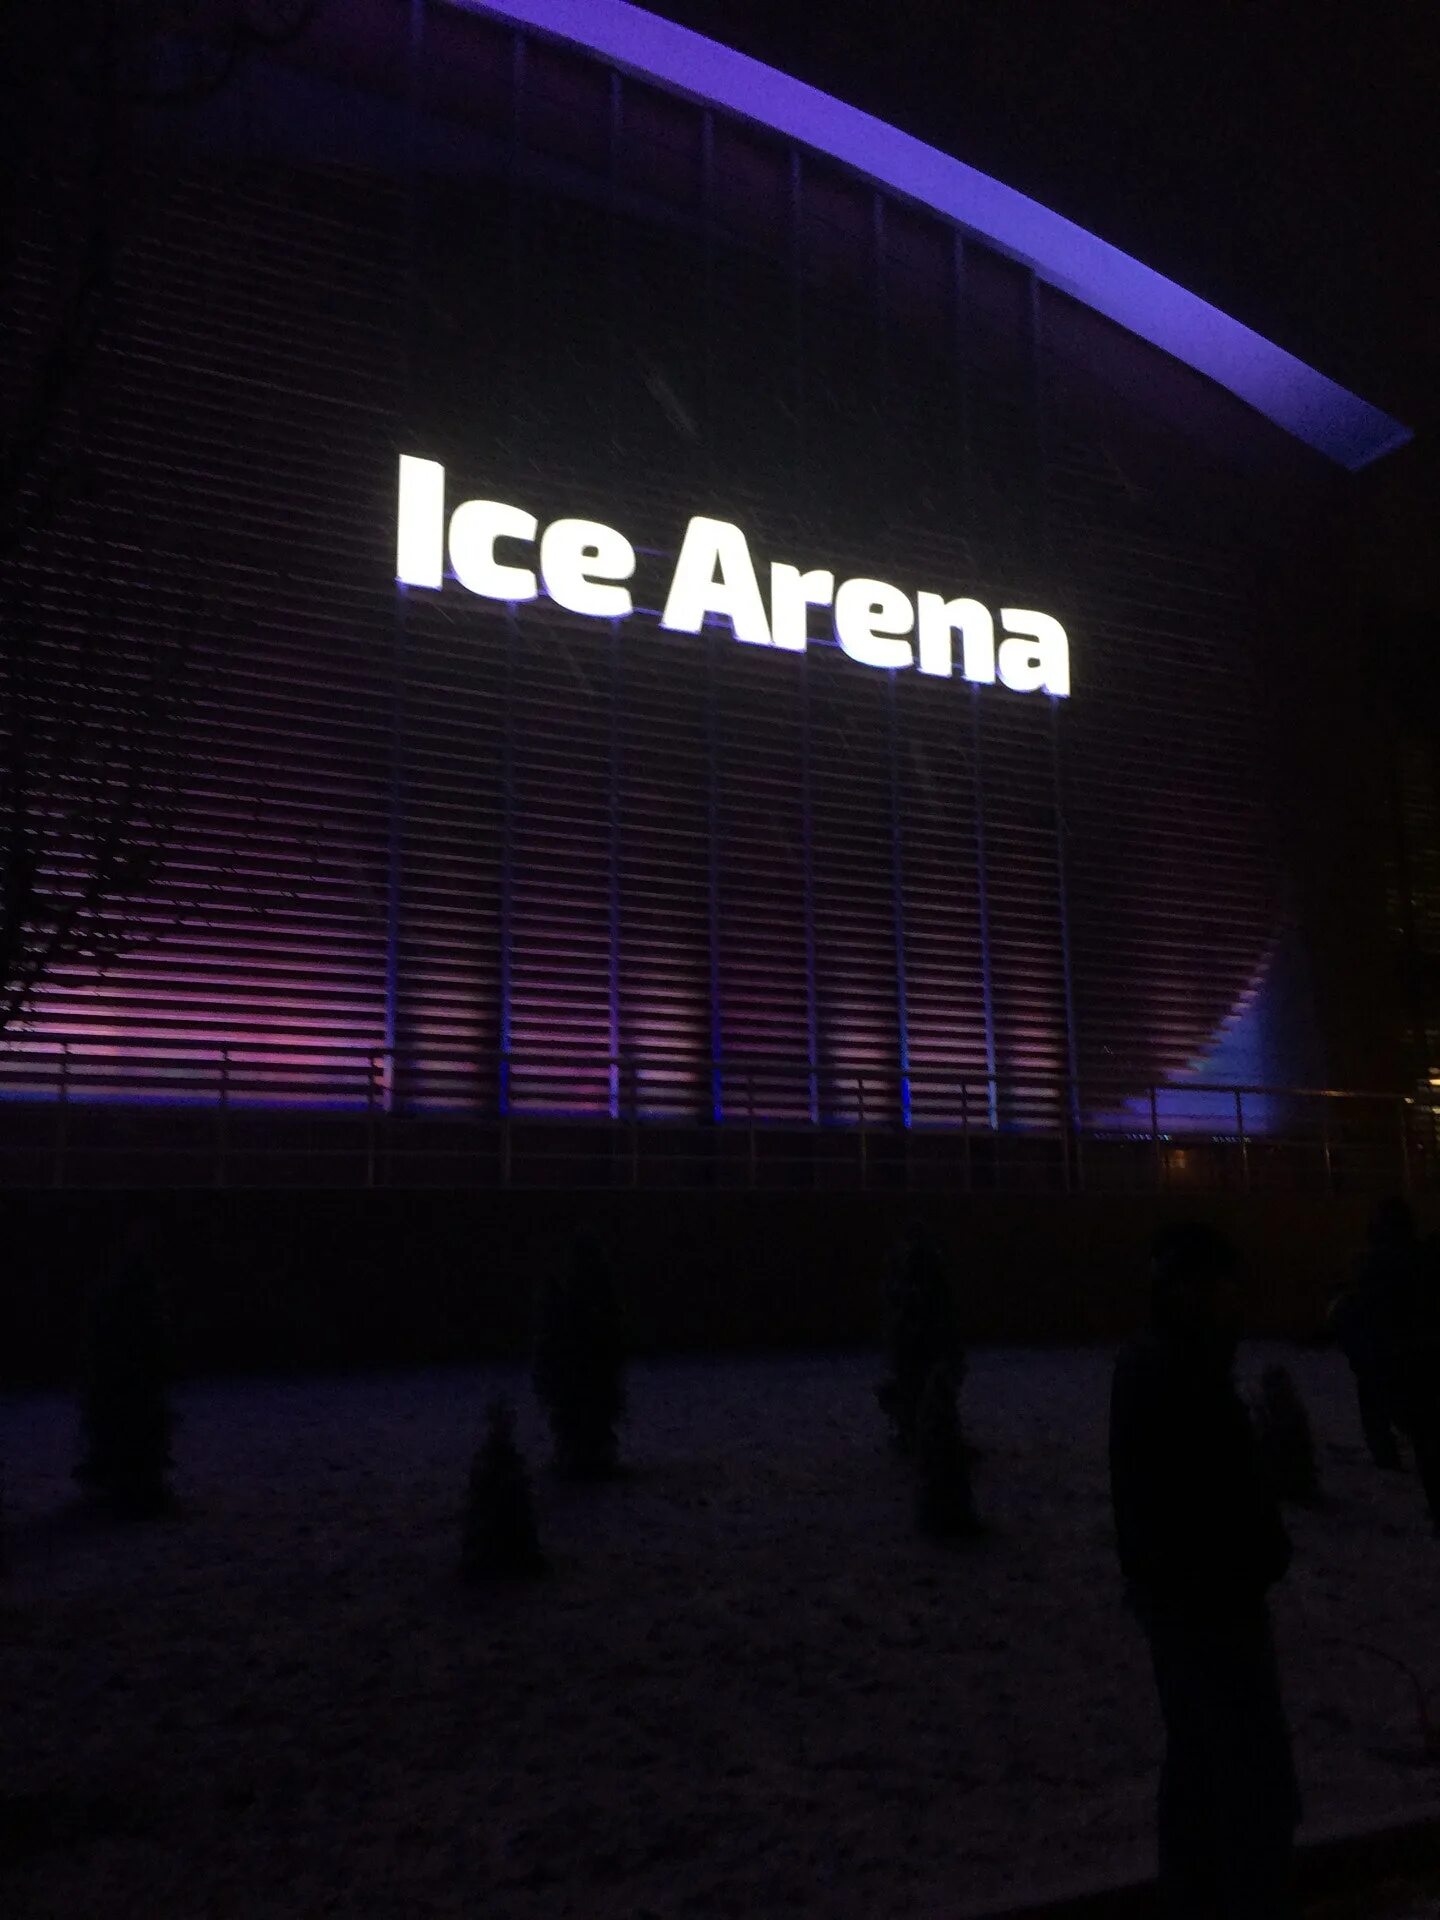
457;0;1410;470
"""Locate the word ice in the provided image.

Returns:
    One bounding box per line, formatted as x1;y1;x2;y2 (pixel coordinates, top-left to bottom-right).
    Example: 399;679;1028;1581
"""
396;456;1069;697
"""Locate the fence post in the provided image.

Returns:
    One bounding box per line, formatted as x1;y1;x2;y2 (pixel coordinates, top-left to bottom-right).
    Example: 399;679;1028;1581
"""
217;1047;231;1188
365;1052;379;1190
1320;1099;1333;1197
1235;1088;1250;1192
500;1054;512;1191
1071;1080;1085;1193
858;1073;869;1191
628;1058;640;1190
1399;1099;1413;1196
53;1042;71;1190
1149;1084;1161;1192
960;1077;972;1194
747;1067;757;1190
1059;1089;1072;1194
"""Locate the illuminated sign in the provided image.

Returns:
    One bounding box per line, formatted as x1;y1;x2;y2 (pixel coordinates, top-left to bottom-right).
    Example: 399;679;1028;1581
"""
395;455;1070;697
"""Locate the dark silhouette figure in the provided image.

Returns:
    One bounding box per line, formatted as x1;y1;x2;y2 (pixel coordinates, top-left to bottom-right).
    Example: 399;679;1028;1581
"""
532;1230;626;1480
1328;1196;1418;1470
461;1400;547;1581
1393;1230;1440;1536
75;1229;174;1517
1253;1365;1320;1506
915;1363;980;1540
1110;1222;1299;1919
876;1222;964;1454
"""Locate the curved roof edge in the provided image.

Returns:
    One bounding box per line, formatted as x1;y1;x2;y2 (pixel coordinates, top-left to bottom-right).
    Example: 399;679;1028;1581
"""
455;0;1410;470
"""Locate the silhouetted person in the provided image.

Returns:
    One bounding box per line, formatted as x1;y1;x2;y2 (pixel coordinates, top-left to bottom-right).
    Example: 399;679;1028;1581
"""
1110;1222;1299;1919
1328;1196;1418;1470
461;1400;547;1581
1393;1230;1440;1536
876;1221;963;1454
915;1363;980;1540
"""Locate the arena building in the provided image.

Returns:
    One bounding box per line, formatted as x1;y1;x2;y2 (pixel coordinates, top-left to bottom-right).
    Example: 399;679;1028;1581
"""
0;0;1424;1216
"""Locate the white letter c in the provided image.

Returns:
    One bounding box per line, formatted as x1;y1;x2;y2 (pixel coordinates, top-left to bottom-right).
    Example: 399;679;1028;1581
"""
448;500;539;602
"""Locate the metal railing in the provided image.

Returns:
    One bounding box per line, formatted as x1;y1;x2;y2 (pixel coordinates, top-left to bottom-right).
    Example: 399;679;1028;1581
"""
0;1034;1434;1194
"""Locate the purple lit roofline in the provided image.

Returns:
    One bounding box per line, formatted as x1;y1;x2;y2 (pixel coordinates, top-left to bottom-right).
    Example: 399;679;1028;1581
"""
456;0;1409;470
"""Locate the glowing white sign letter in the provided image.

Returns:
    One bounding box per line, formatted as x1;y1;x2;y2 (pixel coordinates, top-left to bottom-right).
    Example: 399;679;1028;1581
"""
835;578;914;670
769;564;836;653
916;593;996;684
396;454;445;588
661;517;772;646
448;500;539;602
540;518;636;619
997;609;1070;698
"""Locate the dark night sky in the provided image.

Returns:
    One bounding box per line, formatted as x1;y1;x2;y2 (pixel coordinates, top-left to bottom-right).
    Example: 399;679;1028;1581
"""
652;0;1439;611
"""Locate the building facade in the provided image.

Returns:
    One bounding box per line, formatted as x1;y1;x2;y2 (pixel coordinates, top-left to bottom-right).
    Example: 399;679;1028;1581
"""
0;0;1420;1183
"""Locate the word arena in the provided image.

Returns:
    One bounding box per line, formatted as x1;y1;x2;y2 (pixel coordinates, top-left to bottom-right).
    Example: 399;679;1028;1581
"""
395;456;1070;697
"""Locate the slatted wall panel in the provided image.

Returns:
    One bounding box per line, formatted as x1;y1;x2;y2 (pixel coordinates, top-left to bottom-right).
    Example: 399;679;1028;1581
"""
714;638;814;1121
2;10;1325;1138
1043;383;1281;1114
809;647;906;1125
895;675;993;1126
9;162;399;1103
617;613;711;1120
389;592;506;1113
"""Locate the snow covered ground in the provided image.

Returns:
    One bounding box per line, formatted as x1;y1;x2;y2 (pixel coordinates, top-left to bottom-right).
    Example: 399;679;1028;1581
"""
3;1342;1439;1919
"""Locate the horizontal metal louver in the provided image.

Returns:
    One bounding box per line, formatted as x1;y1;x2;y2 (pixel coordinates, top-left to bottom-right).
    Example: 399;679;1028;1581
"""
0;9;1310;1148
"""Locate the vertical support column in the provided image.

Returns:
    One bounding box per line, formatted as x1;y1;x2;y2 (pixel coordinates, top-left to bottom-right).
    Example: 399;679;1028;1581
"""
608;616;622;1121
497;30;527;1122
706;623;724;1123
788;149;820;1126
699;112;722;1128
1052;703;1082;1130
970;684;999;1131
872;191;890;511
607;69;624;475
954;235;998;1133
383;0;429;1116
498;607;517;1121
801;663;820;1127
700;110;717;482
789;150;808;523
874;191;910;1132
603;6;625;1128
888;673;913;1131
1030;272;1081;1137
